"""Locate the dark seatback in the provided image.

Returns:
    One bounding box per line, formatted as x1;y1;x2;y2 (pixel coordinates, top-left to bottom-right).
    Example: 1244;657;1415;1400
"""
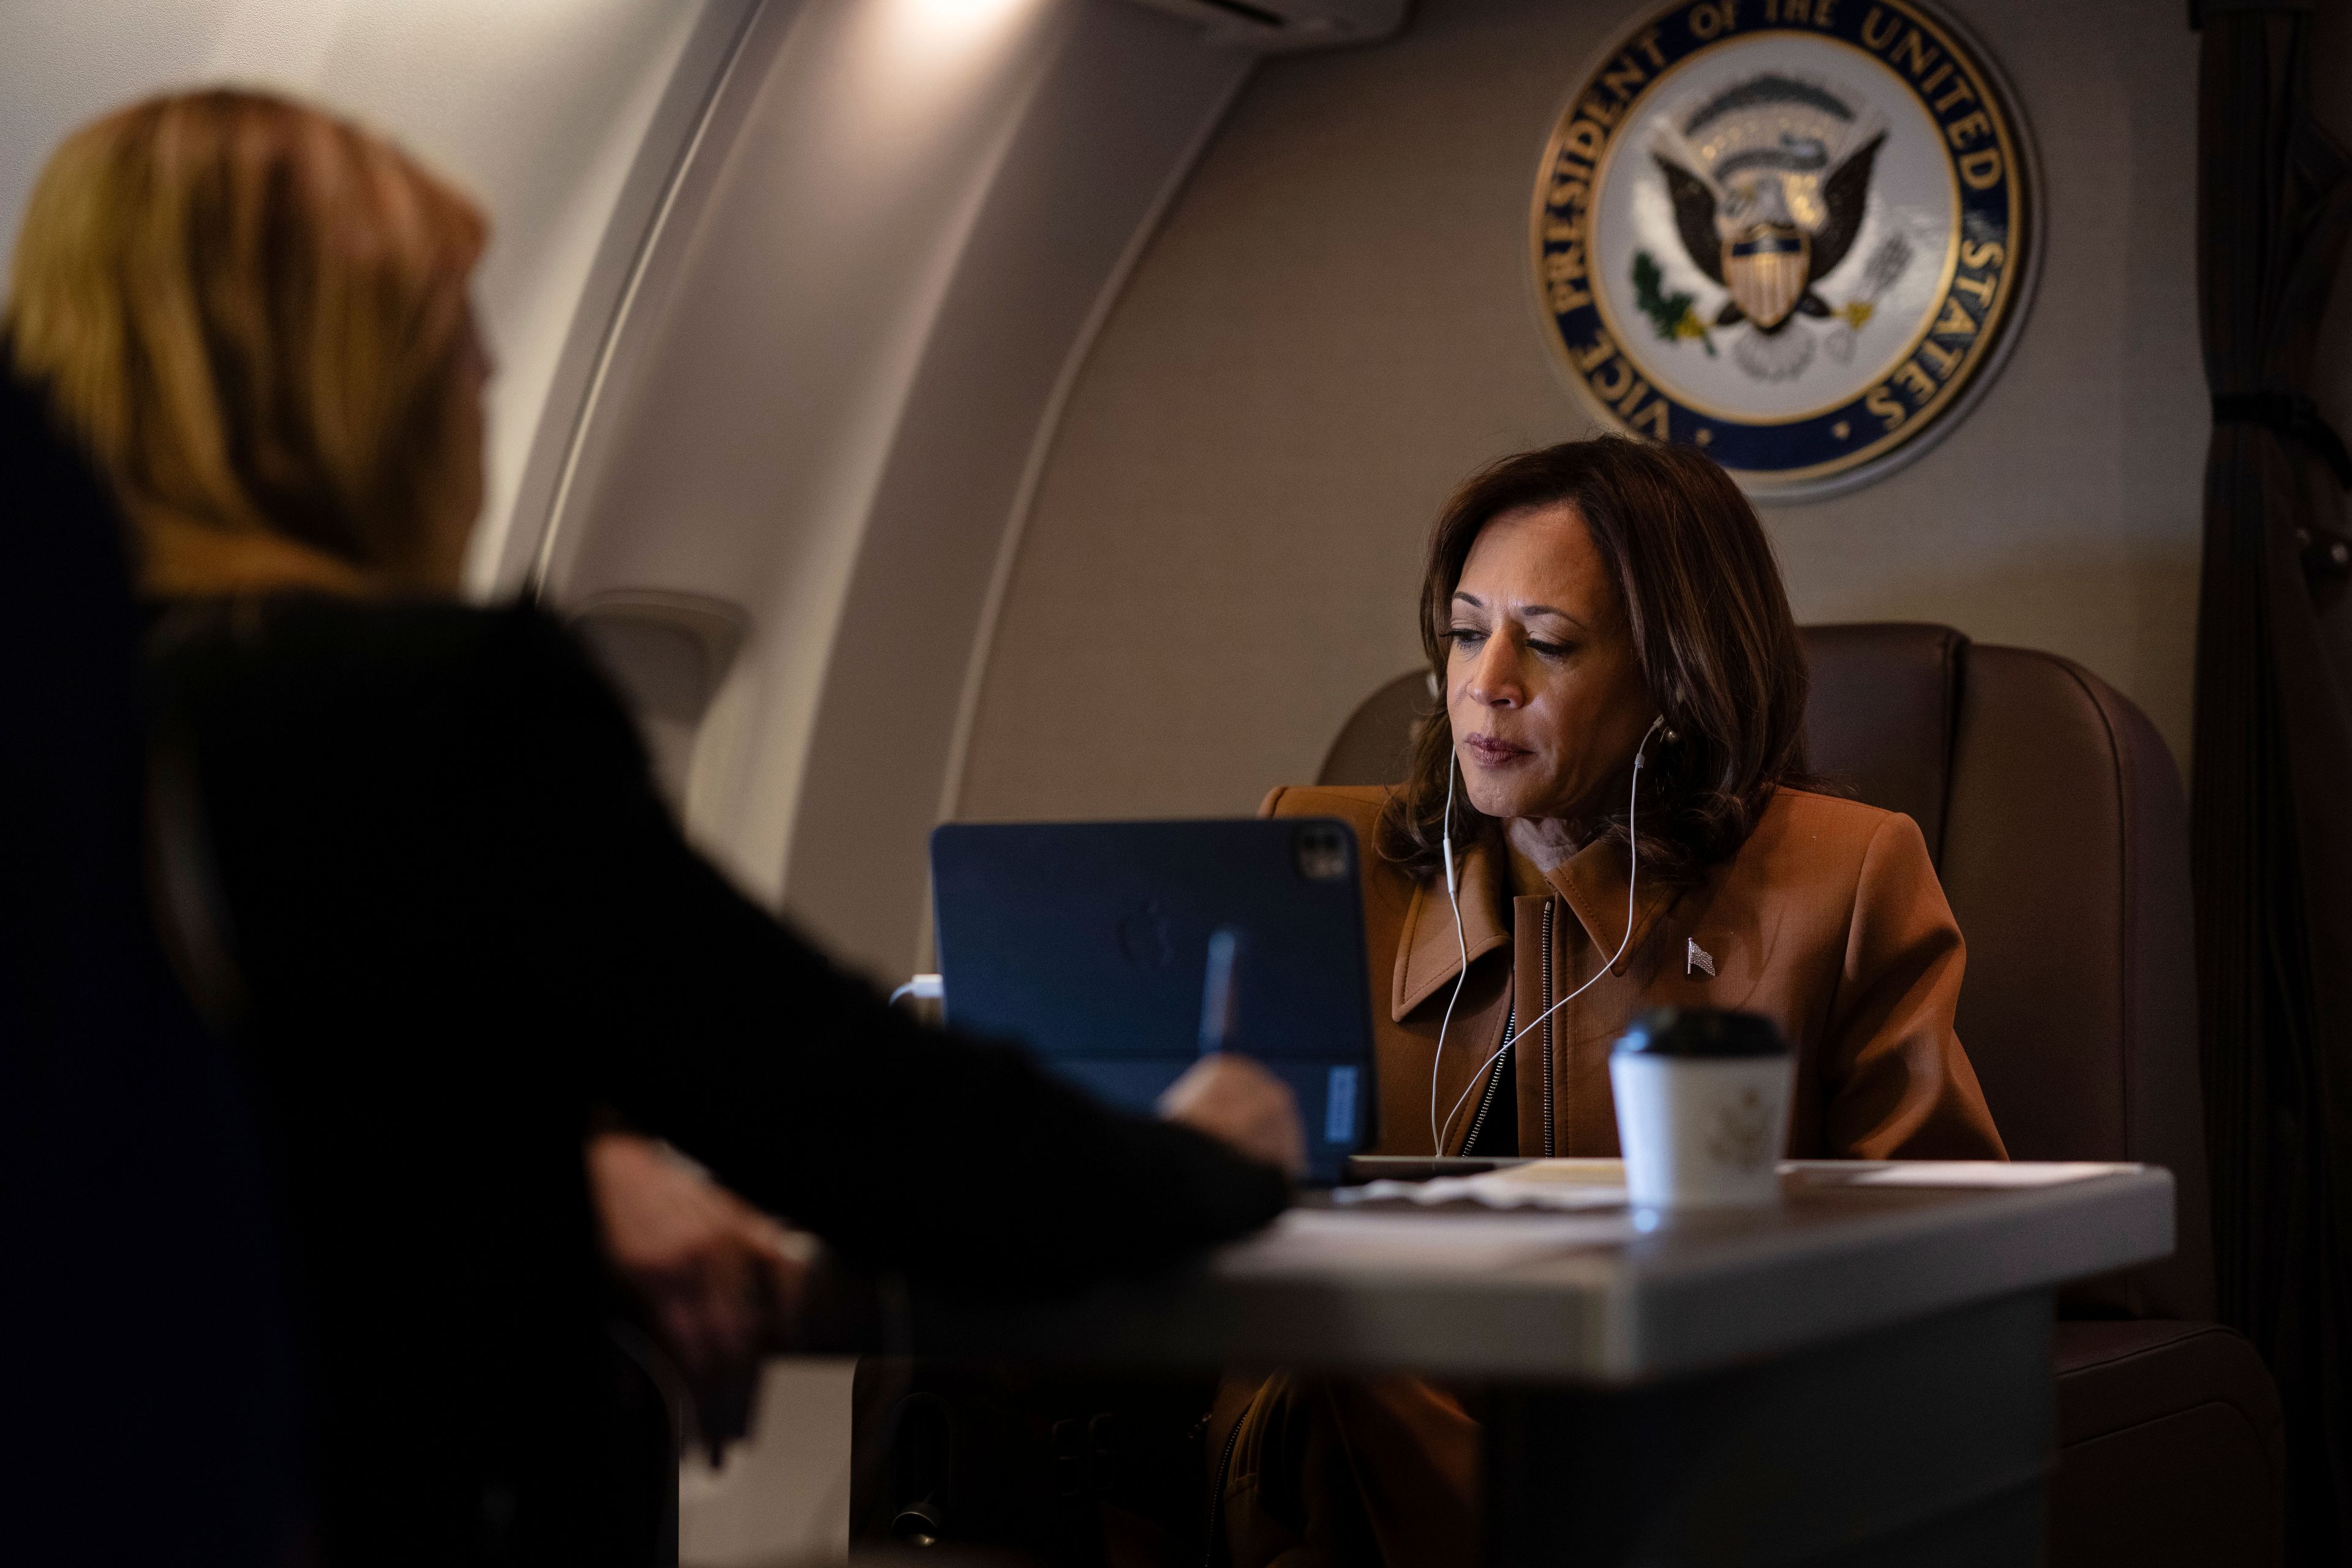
1321;625;2214;1321
0;370;298;1557
1801;624;2213;1321
1798;623;1965;863
1318;669;1430;788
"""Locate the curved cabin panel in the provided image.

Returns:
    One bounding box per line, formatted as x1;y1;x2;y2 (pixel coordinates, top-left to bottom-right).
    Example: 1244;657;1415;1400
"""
530;0;1258;976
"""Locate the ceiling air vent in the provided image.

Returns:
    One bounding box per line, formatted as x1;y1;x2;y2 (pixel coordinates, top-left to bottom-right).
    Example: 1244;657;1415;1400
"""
1126;0;1408;52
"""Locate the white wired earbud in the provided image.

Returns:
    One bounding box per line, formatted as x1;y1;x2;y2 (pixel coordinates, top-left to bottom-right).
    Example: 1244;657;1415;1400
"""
1427;752;1474;1153
1428;714;1667;1155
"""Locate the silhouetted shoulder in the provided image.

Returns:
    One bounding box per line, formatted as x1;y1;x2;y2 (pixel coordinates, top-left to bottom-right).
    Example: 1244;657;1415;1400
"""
151;593;598;701
149;594;646;781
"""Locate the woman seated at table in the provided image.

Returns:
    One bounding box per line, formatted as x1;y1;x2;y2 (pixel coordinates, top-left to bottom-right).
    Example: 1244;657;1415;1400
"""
1215;436;2007;1566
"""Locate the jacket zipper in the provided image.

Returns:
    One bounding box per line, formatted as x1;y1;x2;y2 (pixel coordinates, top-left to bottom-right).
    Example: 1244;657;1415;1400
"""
1460;1006;1516;1154
1540;899;1556;1158
1203;1402;1246;1568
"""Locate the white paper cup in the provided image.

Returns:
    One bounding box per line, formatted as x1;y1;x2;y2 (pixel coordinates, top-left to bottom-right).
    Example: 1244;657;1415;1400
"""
1610;1009;1793;1210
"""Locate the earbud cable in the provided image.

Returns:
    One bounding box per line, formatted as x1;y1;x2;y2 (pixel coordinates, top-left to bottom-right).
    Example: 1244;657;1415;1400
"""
1427;756;1474;1153
1429;718;1660;1155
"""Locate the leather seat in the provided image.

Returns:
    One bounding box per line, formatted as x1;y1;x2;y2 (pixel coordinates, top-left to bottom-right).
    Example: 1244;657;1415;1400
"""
2048;1321;2282;1566
1319;625;2285;1566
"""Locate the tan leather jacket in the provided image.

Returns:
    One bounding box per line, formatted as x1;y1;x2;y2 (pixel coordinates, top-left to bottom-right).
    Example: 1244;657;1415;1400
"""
1265;782;2004;1163
1208;783;2005;1568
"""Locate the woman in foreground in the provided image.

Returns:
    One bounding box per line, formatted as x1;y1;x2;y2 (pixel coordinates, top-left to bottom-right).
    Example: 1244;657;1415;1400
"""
1216;437;2007;1564
7;89;1300;1566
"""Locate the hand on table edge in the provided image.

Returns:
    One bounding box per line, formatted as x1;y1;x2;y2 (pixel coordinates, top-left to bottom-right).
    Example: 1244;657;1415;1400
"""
586;1128;822;1458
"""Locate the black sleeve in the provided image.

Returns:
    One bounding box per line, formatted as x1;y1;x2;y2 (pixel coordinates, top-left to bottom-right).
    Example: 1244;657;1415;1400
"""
474;609;1288;1291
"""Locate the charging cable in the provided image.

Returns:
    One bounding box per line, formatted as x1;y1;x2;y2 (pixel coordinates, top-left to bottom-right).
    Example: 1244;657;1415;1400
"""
1428;715;1663;1154
889;973;943;1007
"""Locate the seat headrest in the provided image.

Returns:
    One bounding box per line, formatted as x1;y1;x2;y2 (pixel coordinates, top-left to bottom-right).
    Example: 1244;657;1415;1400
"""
1318;669;1431;787
1798;622;1967;864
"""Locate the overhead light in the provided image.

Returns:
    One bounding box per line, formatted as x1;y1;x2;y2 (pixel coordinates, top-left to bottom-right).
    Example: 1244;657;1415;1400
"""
1123;0;1409;52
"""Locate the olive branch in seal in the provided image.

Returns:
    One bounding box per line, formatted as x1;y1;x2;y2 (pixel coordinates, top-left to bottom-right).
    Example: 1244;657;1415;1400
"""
1631;249;1715;356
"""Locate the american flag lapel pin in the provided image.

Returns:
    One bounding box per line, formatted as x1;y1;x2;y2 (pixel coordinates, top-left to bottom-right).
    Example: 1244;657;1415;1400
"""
1686;937;1716;978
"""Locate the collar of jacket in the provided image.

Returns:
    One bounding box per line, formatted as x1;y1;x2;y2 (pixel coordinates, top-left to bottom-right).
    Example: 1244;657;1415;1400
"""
1392;828;1679;1022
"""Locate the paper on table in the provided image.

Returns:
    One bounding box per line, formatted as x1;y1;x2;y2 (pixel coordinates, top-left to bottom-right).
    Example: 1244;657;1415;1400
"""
1333;1158;1630;1213
1224;1207;1625;1273
1849;1161;2132;1188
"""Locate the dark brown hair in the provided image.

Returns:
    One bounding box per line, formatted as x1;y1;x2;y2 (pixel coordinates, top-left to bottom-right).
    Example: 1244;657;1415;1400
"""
1376;436;1811;891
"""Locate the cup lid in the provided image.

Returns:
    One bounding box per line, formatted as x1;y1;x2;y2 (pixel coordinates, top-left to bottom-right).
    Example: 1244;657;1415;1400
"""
1613;1006;1789;1059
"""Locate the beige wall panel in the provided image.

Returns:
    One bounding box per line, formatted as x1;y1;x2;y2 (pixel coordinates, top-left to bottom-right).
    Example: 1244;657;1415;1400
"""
957;0;2207;824
0;0;729;603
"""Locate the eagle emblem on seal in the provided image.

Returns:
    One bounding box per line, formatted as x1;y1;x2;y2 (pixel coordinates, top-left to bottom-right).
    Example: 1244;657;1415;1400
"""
1651;74;1893;382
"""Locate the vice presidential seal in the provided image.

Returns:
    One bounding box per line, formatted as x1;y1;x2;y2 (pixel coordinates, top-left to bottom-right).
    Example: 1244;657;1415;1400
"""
1532;0;2038;497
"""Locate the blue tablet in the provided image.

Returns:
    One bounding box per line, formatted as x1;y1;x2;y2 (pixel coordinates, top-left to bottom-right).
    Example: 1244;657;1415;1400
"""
929;818;1376;1183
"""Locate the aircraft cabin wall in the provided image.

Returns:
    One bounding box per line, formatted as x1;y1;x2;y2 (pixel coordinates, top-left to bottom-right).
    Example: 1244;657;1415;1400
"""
524;0;1257;985
12;1;2349;1006
958;0;2199;829
0;0;728;611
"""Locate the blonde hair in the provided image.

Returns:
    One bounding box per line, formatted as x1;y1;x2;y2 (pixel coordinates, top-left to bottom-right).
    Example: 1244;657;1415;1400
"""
4;89;488;595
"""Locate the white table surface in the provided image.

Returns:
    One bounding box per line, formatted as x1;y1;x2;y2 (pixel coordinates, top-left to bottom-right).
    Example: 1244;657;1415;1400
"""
903;1161;2175;1382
